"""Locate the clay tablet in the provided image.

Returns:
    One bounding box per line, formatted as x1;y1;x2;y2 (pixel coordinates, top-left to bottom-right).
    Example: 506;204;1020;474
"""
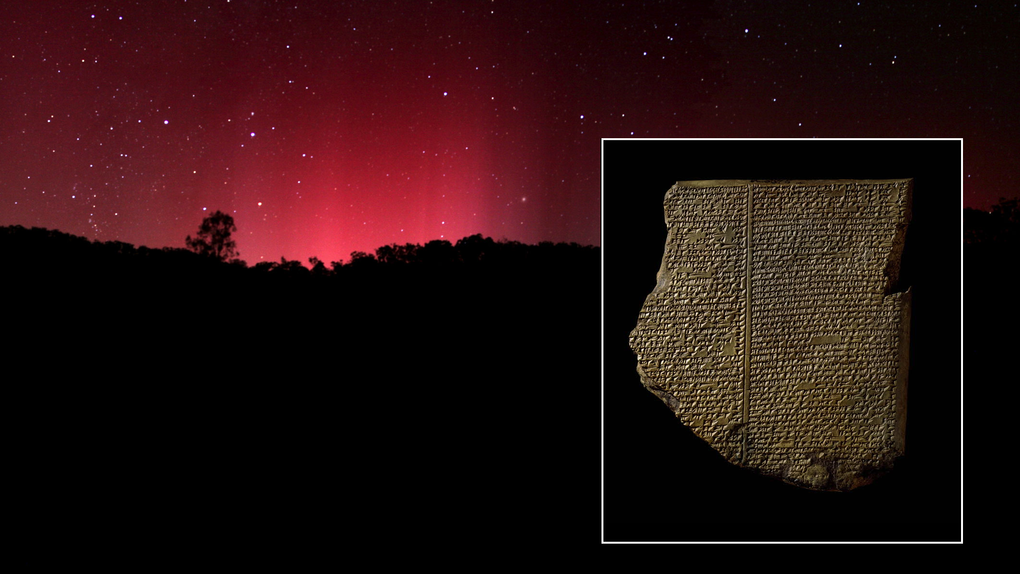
629;180;911;491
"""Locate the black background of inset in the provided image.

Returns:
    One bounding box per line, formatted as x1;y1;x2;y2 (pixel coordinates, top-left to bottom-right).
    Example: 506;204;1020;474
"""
602;139;962;542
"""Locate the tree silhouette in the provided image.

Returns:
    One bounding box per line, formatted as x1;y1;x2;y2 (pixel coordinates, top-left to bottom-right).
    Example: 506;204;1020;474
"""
186;210;239;262
308;256;328;276
418;239;456;265
455;234;495;264
965;197;1020;248
375;243;420;264
346;250;377;269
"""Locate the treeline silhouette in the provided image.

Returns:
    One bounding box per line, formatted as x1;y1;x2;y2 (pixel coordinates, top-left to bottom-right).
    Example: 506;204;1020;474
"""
964;197;1019;288
7;224;599;548
1;223;598;274
964;197;1020;250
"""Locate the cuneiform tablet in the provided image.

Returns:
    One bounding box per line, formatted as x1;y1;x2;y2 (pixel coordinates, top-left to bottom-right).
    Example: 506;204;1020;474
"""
629;179;911;491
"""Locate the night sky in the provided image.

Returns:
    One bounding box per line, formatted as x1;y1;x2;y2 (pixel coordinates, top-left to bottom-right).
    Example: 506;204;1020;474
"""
2;1;1016;264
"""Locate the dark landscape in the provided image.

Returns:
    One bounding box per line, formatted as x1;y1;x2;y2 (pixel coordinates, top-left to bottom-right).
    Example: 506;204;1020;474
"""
964;198;1019;440
8;223;599;554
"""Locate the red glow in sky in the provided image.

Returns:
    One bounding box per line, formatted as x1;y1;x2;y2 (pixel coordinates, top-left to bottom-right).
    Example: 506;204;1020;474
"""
1;2;602;263
2;1;1017;262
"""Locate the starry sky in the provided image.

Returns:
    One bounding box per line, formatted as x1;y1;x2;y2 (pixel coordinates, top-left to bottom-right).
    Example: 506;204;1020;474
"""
1;1;1016;263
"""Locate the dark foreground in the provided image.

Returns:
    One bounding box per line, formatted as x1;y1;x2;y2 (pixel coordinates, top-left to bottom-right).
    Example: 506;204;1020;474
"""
7;227;599;560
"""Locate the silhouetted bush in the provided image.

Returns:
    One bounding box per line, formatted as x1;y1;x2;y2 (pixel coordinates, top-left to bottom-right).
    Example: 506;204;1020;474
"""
965;198;1020;249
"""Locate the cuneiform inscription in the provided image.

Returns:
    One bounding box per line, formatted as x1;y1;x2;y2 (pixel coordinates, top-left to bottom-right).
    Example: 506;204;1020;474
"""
809;335;842;345
629;179;911;491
